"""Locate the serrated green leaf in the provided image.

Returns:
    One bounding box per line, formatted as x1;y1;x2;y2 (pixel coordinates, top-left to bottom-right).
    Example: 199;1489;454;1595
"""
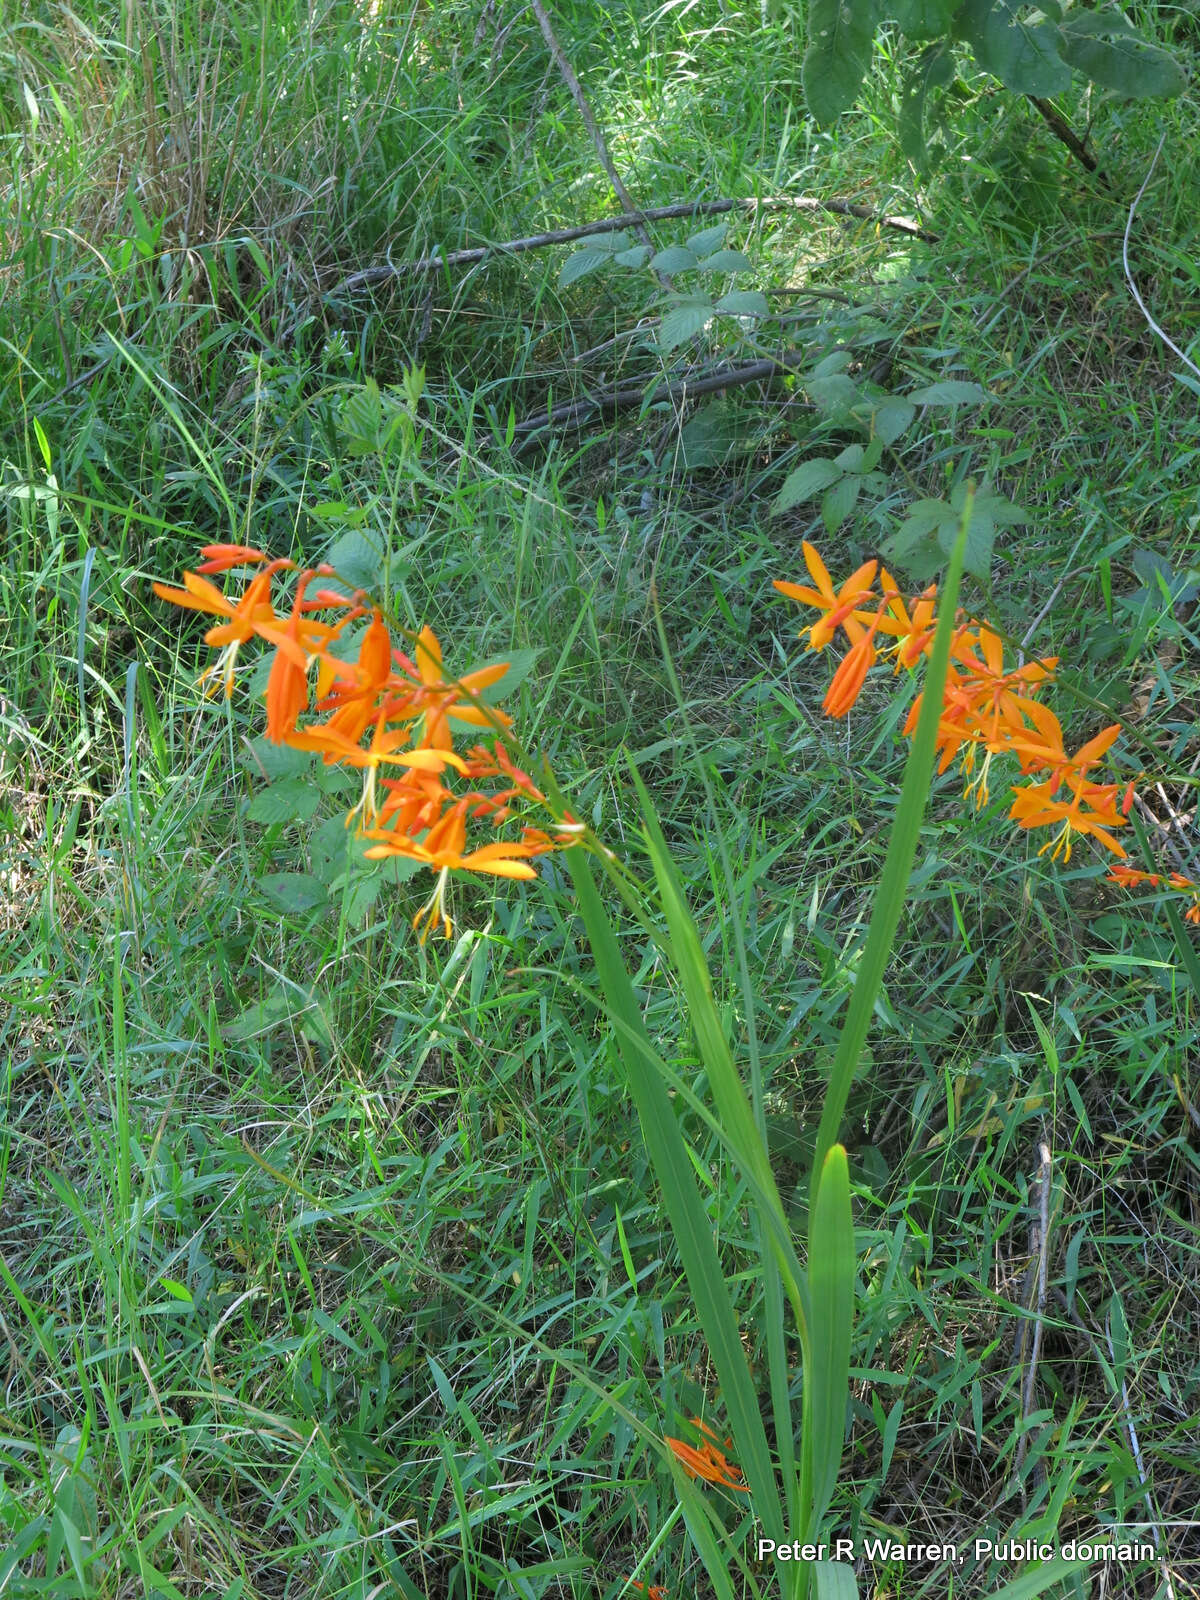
907;379;989;405
834;443;866;472
246;778;322;825
656;298;714;353
1059;10;1185;98
322;527;385;591
808;373;861;417
867;395;916;445
803;0;881;123
714;289;769;317
957;0;1071;95
822;475;863;532
684;223;728;255
613;245;651;267
947;510;995;579
260;872;328;913
679;402;740;469
694;249;752;273
338;377;383;453
650;245;700;273
774;457;844;513
558;247;613;288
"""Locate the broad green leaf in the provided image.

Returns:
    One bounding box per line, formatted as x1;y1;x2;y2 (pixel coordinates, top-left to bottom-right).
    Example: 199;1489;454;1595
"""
898;41;955;168
892;0;958;38
815;1563;860;1600
322;527;385;591
811;348;852;379
808;373;861;417
614;245;652;267
1059;9;1185;98
260;872;328;913
246;778;323;824
558;247;615;287
907;379;989;405
807;1144;854;1530
774;457;844;513
715;289;769;317
241;737;313;781
803;0;881;123
822;474;863;531
449;646;541;709
685;223;728;254
956;0;1071;95
834;443;866;472
866;395;916;446
679;402;740;469
651;245;700;273
695;248;753;273
656;298;714;352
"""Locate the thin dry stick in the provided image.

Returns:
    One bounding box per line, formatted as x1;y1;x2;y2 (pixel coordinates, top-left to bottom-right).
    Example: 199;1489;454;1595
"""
1012;1140;1054;1501
1028;96;1102;177
1052;1289;1180;1600
1104;1318;1178;1600
508;351;809;450
526;0;664;276
1124;135;1200;382
326;197;938;295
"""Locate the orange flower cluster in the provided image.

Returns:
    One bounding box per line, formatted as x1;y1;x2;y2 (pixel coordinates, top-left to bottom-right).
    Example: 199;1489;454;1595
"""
155;544;580;941
664;1417;750;1492
1107;865;1200;924
774;543;1133;865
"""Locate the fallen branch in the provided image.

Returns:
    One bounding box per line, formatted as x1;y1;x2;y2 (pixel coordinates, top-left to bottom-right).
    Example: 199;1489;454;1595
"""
507;351;809;451
326;196;937;296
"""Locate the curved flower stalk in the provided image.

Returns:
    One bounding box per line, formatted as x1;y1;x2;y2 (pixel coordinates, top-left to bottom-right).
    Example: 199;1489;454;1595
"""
155;543;584;941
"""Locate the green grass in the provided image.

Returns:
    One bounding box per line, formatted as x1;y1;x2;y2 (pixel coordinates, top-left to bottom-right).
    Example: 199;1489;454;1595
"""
3;0;1200;1595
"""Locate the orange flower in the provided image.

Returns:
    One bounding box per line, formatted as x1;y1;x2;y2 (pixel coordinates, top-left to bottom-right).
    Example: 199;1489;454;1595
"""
1004;703;1123;794
410;626;513;749
1108;865;1200;922
153;565;290;699
362;802;550;942
873;572;939;668
627;1583;669;1599
1009;776;1128;862
287;717;469;829
193;543;276;575
664;1418;750;1492
773;543;879;652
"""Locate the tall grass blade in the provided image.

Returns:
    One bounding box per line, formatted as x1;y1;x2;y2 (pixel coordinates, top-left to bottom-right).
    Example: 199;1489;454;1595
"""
565;845;786;1543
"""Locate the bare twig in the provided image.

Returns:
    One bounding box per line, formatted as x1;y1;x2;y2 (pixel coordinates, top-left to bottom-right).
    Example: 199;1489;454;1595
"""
508;351;808;451
525;0;665;281
1012;1140;1054;1501
325;196;938;296
1124;135;1200;382
1028;96;1102;177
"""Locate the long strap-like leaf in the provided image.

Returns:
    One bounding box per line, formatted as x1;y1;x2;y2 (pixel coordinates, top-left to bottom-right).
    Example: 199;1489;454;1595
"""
566;845;786;1541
